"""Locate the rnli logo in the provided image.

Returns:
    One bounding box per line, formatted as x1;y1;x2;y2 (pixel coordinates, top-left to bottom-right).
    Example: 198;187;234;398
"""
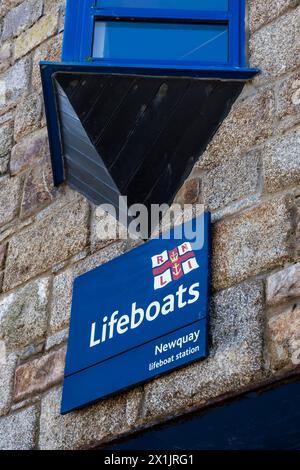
152;242;199;290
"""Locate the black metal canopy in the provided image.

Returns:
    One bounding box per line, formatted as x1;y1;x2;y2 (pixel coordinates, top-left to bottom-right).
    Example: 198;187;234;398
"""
41;63;258;217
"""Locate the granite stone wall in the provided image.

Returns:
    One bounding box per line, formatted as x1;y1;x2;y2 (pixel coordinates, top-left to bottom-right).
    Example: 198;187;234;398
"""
0;0;299;450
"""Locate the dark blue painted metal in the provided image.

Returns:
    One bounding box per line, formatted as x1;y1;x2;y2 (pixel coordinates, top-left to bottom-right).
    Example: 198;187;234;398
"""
62;0;247;69
61;213;211;414
40;65;65;185
41;61;259;79
92;9;230;21
95;0;229;10
239;0;247;67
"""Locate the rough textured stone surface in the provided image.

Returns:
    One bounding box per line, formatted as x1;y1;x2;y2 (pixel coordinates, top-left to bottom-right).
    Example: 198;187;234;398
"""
250;9;300;82
277;70;300;120
248;0;299;33
14;347;66;401
0;57;31;111
2;0;43;41
49;268;73;334
143;281;263;420
14;13;59;60
0;1;24;18
46;329;68;351
0;351;17;416
90;206;127;252
0;244;6;269
19;342;44;361
74;241;128;277
176;178;201;205
197;89;275;170
0;119;13;174
0;120;13;157
0;277;50;351
0;156;9;176
262;129;300;192
21;159;56;217
39;387;140;450
3;198;89;290
297;191;300;261
0;176;21;227
32;34;62;90
267;304;300;371
202;151;260;211
10;128;49;175
0;406;37;450
0;42;12;73
212;196;293;290
14;93;42;142
267;263;300;306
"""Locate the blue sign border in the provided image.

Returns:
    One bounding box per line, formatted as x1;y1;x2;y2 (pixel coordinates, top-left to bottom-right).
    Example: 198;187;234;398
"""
61;213;211;414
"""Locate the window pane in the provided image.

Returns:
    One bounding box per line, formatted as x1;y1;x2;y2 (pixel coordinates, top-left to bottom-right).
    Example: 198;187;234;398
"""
93;21;228;63
95;1;228;11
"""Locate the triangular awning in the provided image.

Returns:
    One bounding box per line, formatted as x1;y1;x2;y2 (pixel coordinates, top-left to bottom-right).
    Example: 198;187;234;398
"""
41;62;258;217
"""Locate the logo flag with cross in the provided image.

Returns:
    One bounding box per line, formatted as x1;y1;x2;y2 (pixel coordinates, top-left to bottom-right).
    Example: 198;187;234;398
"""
151;242;200;290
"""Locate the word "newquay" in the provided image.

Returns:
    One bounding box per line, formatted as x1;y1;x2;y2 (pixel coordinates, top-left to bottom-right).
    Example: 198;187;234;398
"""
90;282;200;348
155;329;200;355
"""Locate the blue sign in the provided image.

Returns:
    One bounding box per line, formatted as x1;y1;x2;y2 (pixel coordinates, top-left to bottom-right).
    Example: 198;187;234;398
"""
61;214;211;414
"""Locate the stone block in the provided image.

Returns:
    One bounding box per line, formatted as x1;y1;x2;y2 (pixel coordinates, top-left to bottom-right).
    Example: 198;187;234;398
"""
267;304;300;370
2;0;43;41
19;342;44;362
250;9;300;83
248;0;299;33
10;128;49;175
0;120;13;158
14;93;42;142
0;2;24;18
90;205;127;252
0;176;21;227
212;196;293;290
0;42;12;73
197;89;275;170
0;57;31;112
49;268;73;334
0;406;37;450
267;263;300;306
0;244;6;269
14;13;59;60
74;241;128;278
0;349;17;416
202;150;260;211
3;198;89;290
262;129;300;193
39;387;141;450
0;156;9;176
14;347;66;401
21;159;57;218
32;34;62;91
277;70;300;120
175;178;201;205
46;329;68;351
0;277;50;351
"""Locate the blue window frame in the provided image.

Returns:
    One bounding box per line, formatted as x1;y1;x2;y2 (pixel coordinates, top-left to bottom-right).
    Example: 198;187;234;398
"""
63;0;246;71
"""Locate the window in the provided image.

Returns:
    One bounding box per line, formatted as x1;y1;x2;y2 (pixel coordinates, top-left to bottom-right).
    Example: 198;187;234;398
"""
63;0;246;70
